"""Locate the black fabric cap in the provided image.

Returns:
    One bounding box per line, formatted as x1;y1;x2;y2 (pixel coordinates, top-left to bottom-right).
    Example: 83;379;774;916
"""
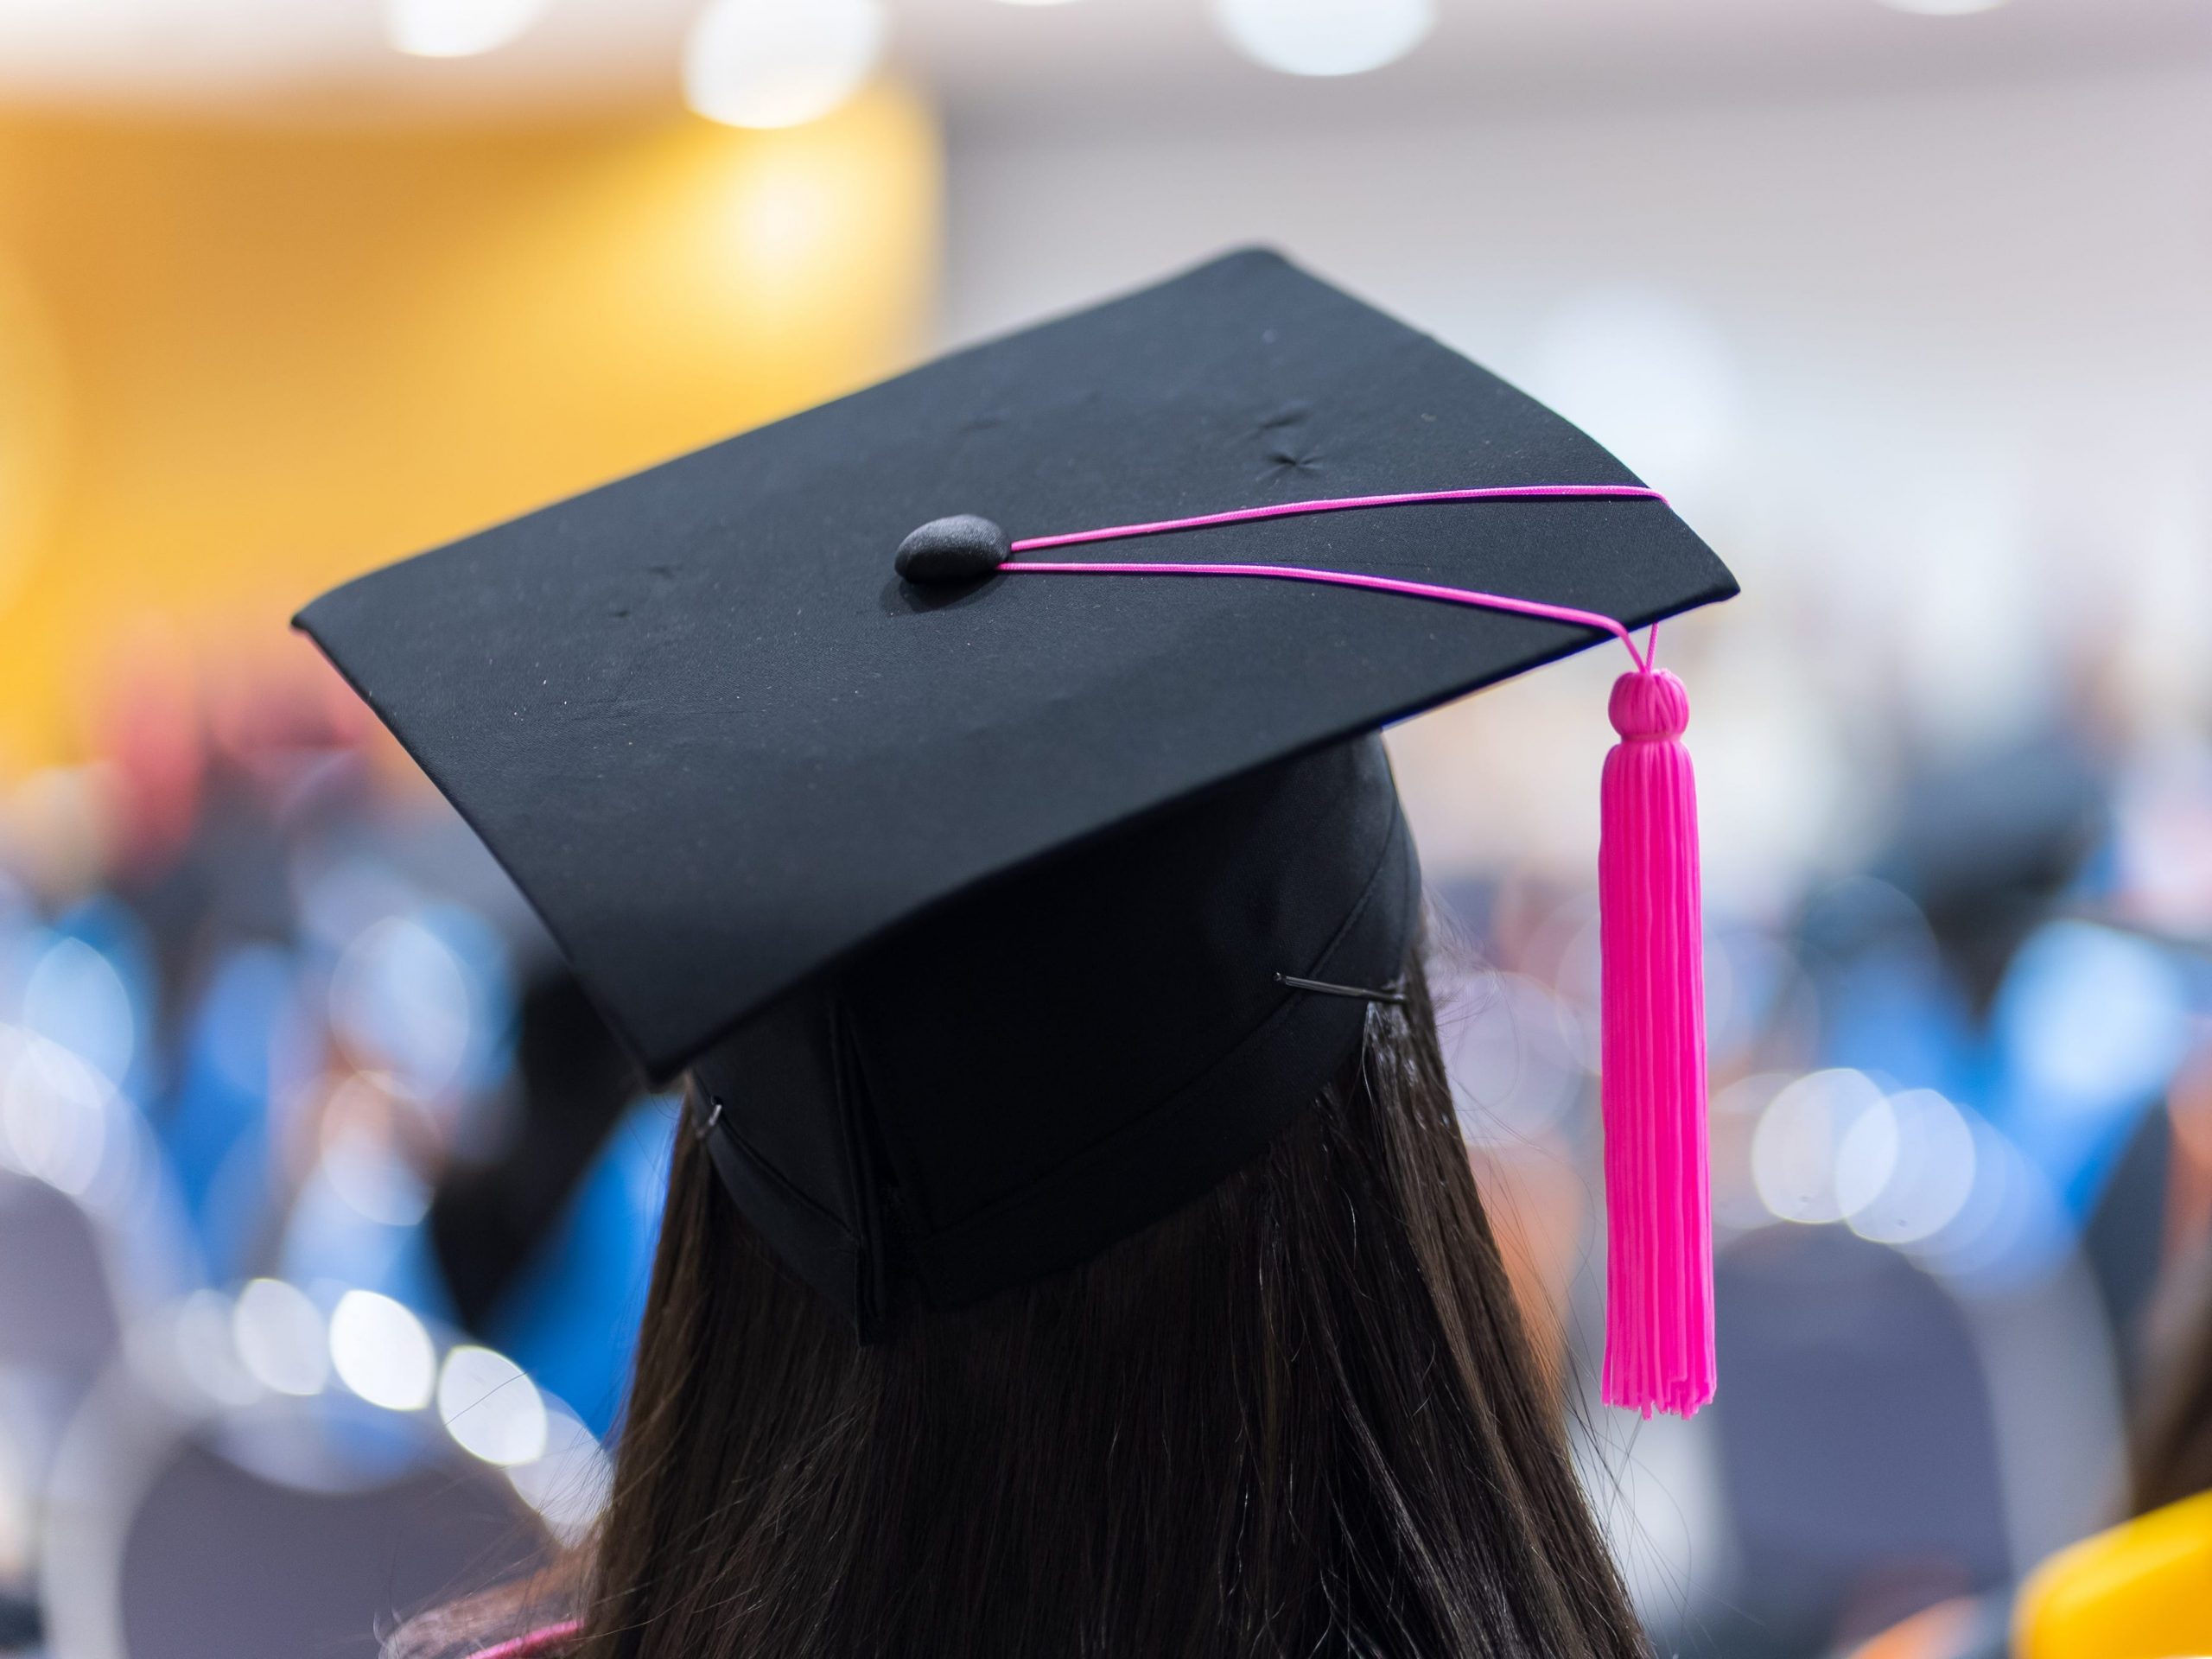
692;734;1417;1325
296;247;1736;1324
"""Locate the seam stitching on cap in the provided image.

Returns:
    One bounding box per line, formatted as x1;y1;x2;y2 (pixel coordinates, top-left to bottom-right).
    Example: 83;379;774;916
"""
706;1114;861;1251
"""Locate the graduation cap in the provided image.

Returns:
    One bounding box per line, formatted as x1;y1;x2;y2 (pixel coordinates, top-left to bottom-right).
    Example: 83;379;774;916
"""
297;249;1735;1416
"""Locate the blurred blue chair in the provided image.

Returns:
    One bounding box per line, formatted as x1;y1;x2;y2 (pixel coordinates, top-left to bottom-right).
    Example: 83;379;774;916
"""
486;1101;675;1440
1704;1226;2012;1656
41;1294;593;1659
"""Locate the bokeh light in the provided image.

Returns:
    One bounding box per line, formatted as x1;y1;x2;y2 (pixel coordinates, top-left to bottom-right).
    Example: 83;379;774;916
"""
506;1404;614;1546
437;1344;549;1466
327;1288;435;1411
231;1278;328;1398
383;0;552;59
1751;1068;1886;1226
0;1027;112;1198
170;1287;263;1408
683;0;887;130
19;934;134;1087
1841;1089;1978;1245
1910;1112;2073;1288
1210;0;1433;77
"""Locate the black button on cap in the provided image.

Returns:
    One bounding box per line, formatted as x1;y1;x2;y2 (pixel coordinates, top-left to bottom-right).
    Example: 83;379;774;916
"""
895;515;1010;584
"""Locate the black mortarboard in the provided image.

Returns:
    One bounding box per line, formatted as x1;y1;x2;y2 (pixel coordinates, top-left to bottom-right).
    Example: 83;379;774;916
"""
298;250;1736;1392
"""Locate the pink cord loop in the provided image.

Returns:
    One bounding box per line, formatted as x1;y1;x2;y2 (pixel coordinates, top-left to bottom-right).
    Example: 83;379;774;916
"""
1007;482;1667;553
1000;482;1668;672
1002;559;1649;670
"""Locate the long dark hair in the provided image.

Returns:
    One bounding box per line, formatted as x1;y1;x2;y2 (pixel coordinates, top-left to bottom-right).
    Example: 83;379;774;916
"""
400;953;1645;1659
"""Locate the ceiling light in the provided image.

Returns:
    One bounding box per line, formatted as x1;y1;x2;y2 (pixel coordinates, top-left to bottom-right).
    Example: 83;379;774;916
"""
1211;0;1433;77
683;0;887;130
385;0;553;59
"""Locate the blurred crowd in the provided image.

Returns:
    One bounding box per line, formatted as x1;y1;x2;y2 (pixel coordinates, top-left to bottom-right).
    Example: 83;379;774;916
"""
0;645;649;1656
0;612;2208;1658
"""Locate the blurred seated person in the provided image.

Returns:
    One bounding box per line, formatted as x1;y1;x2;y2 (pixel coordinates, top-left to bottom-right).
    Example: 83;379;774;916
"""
1844;1042;2212;1659
429;967;658;1437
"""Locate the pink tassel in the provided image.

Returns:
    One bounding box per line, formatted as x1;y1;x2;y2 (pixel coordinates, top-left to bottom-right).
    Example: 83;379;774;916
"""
1598;665;1714;1419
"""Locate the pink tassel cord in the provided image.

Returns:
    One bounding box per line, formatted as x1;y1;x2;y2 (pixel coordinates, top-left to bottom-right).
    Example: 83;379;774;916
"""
1598;668;1713;1419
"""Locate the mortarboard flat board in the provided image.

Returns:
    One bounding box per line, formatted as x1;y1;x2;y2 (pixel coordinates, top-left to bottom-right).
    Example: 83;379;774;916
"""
297;249;1737;1390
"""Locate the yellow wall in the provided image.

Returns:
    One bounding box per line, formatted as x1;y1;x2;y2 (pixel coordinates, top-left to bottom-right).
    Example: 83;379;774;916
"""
0;89;939;773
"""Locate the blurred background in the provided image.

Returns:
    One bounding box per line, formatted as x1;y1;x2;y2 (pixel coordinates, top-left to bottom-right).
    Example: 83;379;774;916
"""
0;2;2205;1656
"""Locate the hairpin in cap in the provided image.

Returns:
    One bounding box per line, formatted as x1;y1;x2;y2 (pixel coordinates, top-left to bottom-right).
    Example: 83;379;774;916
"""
1274;971;1407;1007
